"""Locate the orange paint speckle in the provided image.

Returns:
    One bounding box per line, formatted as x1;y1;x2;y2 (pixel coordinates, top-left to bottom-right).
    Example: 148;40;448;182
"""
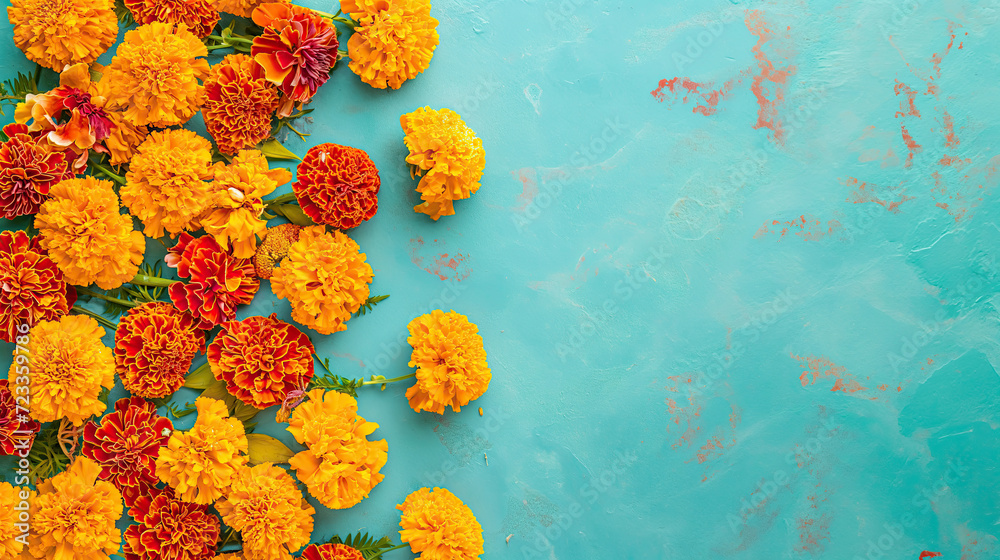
900;124;922;168
409;238;471;281
842;176;914;213
792;353;868;394
511;168;538;212
746;10;797;144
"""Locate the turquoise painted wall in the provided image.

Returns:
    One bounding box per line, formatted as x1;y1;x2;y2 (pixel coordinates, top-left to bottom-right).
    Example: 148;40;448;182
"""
2;0;1000;558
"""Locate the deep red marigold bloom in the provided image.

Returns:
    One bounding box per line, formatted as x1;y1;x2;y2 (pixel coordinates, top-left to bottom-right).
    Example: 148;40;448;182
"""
0;123;73;219
123;486;221;560
115;301;206;399
0;379;40;456
251;3;339;110
208;314;314;409
0;230;74;344
301;543;365;560
82;396;173;507
204;54;279;155
166;233;261;329
124;0;220;38
293;143;380;229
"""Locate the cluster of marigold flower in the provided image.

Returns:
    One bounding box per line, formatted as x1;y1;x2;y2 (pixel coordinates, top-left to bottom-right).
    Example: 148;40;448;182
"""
0;0;491;559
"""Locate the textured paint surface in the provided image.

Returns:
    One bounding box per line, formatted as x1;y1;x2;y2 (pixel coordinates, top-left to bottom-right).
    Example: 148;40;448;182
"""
2;0;1000;558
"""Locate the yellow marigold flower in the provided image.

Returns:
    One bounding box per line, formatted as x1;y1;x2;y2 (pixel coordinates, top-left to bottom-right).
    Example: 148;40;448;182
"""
34;177;145;290
155;397;249;504
397;487;483;560
287;389;388;509
215;463;315;560
1;481;32;559
123;129;216;238
406;310;491;414
7;0;117;71
270;226;373;335
30;457;123;560
400;107;485;220
253;223;300;279
202;150;292;259
341;0;439;89
24;315;114;426
103;22;209;128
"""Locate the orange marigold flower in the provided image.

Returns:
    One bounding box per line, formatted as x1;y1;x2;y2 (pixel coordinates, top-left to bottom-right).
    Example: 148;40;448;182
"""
25;315;114;426
300;543;365;560
287;389;387;509
35;176;145;290
251;3;339;107
82;397;173;507
0;230;74;344
406;310;490;414
124;0;220;38
30;457;123;560
202;150;292;259
252;223;300;279
293;143;380;229
102;111;148;167
401;107;485;220
115;302;206;399
210;0;281;18
342;0;439;90
155;397;249;504
203;54;279;155
270;226;372;335
1;481;33;558
0;123;73;219
208;314;314;409
166;234;261;329
123;129;216;238
397;487;483;560
123;486;220;560
214;555;245;560
103;22;209;128
215;463;315;560
0;379;40;456
7;0;117;71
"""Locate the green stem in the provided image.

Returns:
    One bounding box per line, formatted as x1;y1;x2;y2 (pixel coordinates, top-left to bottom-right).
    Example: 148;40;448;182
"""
33;63;42;89
369;543;407;560
264;192;297;207
130;273;177;288
75;287;140;309
71;305;118;330
89;161;126;185
362;373;416;386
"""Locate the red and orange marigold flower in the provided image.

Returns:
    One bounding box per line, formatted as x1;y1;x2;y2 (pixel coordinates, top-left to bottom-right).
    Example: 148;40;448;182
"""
341;0;439;90
82;396;173;507
167;233;261;329
7;0;118;71
123;486;221;560
293;143;380;229
115;302;206;399
0;379;40;456
123;0;220;38
0;230;74;344
203;54;279;155
300;543;365;560
251;3;339;115
208;314;314;409
0;123;73;219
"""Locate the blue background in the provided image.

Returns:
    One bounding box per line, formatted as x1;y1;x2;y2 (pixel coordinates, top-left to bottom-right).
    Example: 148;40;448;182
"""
4;0;1000;558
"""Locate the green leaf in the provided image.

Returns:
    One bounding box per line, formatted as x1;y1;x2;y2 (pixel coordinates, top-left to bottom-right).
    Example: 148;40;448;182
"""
27;425;71;482
114;0;136;26
270;203;315;226
309;374;363;398
258;138;301;161
184;363;217;389
328;532;396;560
354;294;389;317
246;433;295;465
165;402;196;419
200;380;259;429
0;70;39;116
